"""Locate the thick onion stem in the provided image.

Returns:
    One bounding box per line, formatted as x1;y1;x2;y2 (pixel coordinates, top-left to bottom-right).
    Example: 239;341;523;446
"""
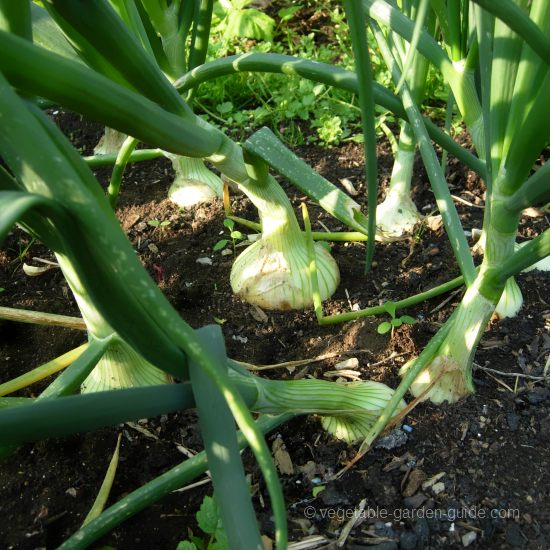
402;208;519;403
376;123;421;237
55;255;168;393
81;338;170;393
229;366;405;443
400;279;494;403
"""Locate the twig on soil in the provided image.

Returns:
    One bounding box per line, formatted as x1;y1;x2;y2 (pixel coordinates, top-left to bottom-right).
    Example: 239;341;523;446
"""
235;349;376;371
481;370;515;393
171;477;211;494
474;362;550;382
337;498;366;547
366;351;409;368
429;288;463;314
451;194;485;209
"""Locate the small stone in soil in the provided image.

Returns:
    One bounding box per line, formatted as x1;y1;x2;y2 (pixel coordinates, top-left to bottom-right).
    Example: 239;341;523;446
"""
196;257;213;265
375;428;408;450
374;521;396;538
403;493;428;509
461;531;477;547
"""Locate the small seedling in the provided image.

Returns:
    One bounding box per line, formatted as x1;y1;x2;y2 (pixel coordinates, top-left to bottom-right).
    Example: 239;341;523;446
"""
377;301;416;336
147;218;171;232
14;237;35;264
213;218;244;256
176;495;228;550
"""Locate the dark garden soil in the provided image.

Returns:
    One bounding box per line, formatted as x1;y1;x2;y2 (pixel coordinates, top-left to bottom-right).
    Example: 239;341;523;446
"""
0;110;549;550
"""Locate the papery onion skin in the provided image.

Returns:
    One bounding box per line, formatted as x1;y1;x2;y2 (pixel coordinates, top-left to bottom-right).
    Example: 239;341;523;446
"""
230;237;340;310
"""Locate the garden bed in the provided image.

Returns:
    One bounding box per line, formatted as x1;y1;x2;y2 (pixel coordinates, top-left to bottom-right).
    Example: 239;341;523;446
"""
1;111;549;549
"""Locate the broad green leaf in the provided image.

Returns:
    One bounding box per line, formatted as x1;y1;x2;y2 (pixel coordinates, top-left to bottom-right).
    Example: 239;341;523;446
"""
224;9;275;41
391;318;403;328
209;540;230;550
176;541;198;550
196;496;219;536
213;239;229;251
377;321;392;334
223;218;235;230
382;301;397;318
400;315;416;325
216;101;234;114
278;5;302;22
30;3;81;62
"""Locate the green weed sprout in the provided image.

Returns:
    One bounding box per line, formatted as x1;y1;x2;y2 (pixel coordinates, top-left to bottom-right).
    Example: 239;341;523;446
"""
376;301;416;336
213;218;245;255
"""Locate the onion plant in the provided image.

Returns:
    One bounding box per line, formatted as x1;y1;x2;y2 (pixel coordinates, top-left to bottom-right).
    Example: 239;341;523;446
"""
375;1;434;238
358;0;550;413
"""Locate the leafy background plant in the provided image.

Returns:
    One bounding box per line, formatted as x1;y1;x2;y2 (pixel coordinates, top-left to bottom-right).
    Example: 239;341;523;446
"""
195;0;447;147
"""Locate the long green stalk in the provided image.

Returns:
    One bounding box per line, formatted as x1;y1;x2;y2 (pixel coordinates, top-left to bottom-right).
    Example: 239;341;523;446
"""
84;148;164;167
371;20;477;286
175;52;485;176
190;326;264;550
58;413;292;550
363;0;484;154
320;273;465;325
107;135;138;208
344;0;378;272
0;344;87;397
505;162;550;212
